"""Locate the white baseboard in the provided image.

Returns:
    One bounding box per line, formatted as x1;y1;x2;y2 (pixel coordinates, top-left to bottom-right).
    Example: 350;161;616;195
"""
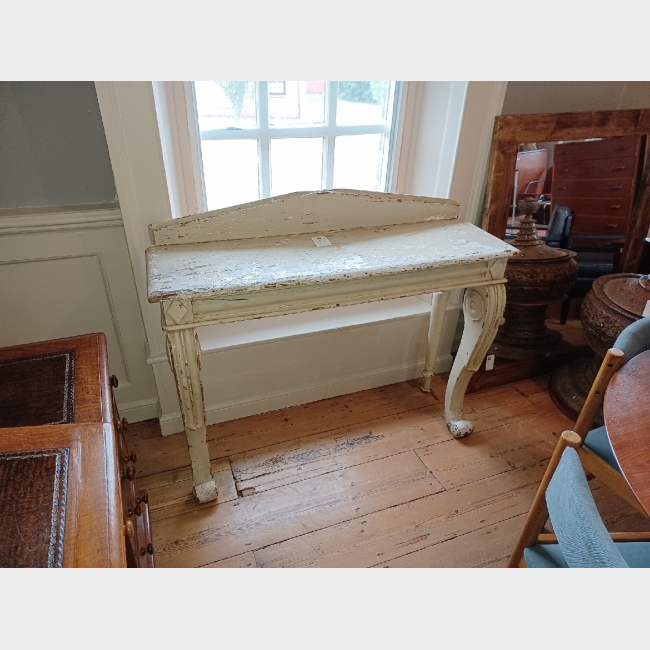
117;397;159;423
159;354;452;436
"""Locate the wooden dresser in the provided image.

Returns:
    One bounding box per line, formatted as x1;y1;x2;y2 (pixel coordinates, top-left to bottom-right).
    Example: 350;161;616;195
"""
551;134;643;248
0;334;154;568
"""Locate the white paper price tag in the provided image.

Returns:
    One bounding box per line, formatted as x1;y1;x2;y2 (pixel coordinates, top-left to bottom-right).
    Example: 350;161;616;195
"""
311;236;332;247
485;354;495;371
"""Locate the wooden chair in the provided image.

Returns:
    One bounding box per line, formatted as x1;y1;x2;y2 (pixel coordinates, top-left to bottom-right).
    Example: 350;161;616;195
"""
509;317;650;567
518;431;650;568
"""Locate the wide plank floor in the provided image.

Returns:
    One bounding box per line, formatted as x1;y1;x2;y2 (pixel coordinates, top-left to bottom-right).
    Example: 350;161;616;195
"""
129;374;649;568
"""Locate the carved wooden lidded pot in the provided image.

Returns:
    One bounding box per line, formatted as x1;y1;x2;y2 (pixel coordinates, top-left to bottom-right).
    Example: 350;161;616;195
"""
490;197;578;361
550;272;650;423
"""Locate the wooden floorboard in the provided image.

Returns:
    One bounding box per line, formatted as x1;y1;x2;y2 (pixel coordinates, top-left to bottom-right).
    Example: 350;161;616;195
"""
128;373;650;568
230;405;450;495
132;381;436;479
253;463;547;568
377;514;528;568
153;451;445;568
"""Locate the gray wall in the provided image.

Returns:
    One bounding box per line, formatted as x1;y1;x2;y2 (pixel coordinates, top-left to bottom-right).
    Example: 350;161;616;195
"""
0;82;116;210
502;81;650;116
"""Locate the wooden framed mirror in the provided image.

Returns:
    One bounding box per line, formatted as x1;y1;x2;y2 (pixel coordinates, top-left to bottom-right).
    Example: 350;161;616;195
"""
481;109;650;272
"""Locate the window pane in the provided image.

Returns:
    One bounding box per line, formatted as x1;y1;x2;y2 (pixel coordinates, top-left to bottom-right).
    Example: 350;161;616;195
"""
195;81;257;130
336;82;392;125
333;134;387;192
201;139;259;210
270;138;323;196
269;81;325;127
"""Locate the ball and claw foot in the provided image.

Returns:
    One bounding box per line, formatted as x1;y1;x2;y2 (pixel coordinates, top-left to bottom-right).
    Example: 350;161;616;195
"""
447;420;474;439
192;479;218;504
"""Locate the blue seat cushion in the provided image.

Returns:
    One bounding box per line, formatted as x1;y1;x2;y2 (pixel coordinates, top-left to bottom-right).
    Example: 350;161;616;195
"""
583;426;621;472
525;542;650;568
524;544;568;568
547;448;628;567
614;317;650;362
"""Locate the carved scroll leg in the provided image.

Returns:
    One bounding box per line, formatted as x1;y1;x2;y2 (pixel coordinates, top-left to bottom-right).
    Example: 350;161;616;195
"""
167;328;217;503
445;283;506;438
422;291;450;393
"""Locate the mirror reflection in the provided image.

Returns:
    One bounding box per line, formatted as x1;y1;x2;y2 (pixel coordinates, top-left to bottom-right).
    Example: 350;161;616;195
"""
505;134;645;322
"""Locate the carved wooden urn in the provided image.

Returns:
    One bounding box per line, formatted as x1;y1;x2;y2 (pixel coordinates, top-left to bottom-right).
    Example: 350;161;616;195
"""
490;198;578;361
550;273;650;423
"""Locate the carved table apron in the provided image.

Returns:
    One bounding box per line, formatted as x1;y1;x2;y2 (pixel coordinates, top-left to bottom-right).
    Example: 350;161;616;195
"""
146;191;515;503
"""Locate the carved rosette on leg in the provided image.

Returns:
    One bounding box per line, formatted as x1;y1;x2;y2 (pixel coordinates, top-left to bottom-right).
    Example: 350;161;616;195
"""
445;283;507;438
166;327;218;503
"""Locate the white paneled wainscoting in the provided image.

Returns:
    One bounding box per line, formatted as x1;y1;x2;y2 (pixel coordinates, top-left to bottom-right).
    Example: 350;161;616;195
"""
0;204;159;422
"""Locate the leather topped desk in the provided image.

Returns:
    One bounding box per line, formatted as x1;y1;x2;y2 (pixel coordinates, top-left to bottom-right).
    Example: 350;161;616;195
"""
0;335;154;567
0;422;125;567
146;190;516;502
604;348;650;516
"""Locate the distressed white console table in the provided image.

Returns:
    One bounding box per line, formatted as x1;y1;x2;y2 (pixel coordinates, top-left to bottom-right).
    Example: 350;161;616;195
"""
146;191;515;503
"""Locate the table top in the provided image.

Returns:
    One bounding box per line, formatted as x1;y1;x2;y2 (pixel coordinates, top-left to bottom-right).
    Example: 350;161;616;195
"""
146;191;515;304
603;348;650;515
147;219;515;303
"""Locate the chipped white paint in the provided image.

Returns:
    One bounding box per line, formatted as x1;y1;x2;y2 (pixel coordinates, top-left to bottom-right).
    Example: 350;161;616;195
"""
146;191;516;501
163;299;193;326
445;284;507;438
166;327;217;503
148;189;460;246
147;219;511;303
422;291;450;393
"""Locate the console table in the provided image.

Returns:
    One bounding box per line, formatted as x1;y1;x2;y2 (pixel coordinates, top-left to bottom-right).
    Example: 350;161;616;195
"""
146;191;516;503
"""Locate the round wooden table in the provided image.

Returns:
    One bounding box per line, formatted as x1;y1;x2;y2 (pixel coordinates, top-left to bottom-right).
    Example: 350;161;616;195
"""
604;348;650;515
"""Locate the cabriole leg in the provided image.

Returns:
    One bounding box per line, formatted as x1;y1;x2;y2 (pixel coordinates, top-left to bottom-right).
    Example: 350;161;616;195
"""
166;328;217;503
445;283;506;438
422;291;450;393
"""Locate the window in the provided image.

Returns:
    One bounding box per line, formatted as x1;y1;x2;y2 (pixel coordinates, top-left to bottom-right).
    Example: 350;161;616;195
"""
192;81;402;211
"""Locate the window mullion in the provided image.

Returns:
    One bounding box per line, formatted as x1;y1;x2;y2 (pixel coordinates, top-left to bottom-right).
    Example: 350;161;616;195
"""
199;128;262;140
200;124;389;140
323;81;338;189
383;81;402;191
257;81;271;198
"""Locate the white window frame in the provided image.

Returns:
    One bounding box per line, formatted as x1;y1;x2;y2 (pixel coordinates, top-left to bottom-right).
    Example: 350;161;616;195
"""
154;81;419;219
190;81;403;211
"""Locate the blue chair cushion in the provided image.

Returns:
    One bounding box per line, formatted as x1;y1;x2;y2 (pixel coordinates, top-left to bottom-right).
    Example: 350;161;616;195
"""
546;448;628;568
524;544;568;568
525;542;650;568
583;426;621;473
614;317;650;362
